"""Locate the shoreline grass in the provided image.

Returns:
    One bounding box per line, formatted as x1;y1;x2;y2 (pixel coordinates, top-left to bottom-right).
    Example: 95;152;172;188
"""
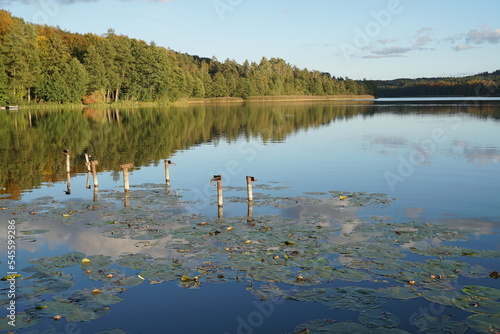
8;94;375;110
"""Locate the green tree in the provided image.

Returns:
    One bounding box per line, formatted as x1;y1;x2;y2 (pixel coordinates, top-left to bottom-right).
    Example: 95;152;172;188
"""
2;20;41;102
35;33;72;102
0;54;9;105
64;57;88;102
211;72;228;97
84;44;109;95
107;33;133;102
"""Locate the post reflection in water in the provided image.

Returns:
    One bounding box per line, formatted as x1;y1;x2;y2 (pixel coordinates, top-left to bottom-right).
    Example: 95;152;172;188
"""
124;192;130;208
247;201;253;218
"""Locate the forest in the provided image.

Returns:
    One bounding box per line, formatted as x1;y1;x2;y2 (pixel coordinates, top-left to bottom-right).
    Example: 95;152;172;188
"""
0;10;375;105
375;71;500;98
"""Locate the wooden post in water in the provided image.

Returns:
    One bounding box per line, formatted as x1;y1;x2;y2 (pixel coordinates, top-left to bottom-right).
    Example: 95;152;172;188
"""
90;160;99;189
246;176;257;202
211;175;223;207
64;150;71;195
121;163;134;192
93;188;98;202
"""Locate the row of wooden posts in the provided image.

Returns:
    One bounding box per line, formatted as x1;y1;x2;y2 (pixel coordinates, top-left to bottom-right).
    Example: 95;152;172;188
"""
63;150;257;208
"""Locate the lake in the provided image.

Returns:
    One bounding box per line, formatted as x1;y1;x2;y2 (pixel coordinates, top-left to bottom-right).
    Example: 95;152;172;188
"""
0;98;499;333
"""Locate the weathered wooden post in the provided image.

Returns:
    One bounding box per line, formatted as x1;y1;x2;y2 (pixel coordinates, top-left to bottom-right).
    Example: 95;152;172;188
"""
64;150;71;195
93;188;98;202
246;176;257;202
211;174;223;207
90;160;99;189
121;163;134;192
218;206;224;219
164;160;175;185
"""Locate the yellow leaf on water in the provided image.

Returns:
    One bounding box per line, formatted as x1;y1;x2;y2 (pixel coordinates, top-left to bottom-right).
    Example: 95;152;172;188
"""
62;214;71;217
92;289;102;294
81;258;91;264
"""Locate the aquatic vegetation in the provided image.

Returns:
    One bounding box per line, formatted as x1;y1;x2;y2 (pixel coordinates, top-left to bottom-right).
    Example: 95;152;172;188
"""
0;184;498;333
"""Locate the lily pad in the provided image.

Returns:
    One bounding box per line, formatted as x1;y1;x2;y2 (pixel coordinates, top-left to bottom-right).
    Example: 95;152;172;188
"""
97;329;130;334
68;290;123;308
320;321;370;333
21;229;50;235
462;285;500;299
291;286;379;311
466;314;500;333
294;318;336;333
453;295;500;314
413;314;467;334
377;286;421;300
31;300;82;317
0;313;43;331
1;274;22;280
66;308;99;322
359;309;400;328
421;290;462;307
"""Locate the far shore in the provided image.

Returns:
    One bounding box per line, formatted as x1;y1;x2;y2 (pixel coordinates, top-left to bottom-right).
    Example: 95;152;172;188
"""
184;95;375;104
5;94;376;110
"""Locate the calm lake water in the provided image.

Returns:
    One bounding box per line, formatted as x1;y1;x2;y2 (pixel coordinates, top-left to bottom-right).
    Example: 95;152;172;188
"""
0;98;499;333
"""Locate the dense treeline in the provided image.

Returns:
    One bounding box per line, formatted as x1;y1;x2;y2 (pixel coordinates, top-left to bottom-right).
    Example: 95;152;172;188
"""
375;71;500;98
0;10;373;105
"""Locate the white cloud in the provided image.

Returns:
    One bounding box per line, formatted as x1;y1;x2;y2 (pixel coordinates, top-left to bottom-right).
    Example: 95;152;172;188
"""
416;27;433;35
377;38;397;45
453;45;474;52
413;35;433;49
362;54;405;59
371;46;411;55
466;25;500;44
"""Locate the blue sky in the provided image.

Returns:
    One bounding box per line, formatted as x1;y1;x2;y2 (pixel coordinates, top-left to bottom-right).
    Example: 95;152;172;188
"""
1;0;500;80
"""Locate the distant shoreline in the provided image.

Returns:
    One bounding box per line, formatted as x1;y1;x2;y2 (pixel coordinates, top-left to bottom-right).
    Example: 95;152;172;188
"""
184;95;375;104
10;95;375;110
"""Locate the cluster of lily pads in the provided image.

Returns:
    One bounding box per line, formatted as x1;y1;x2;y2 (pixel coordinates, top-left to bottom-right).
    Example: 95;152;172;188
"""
0;183;499;333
